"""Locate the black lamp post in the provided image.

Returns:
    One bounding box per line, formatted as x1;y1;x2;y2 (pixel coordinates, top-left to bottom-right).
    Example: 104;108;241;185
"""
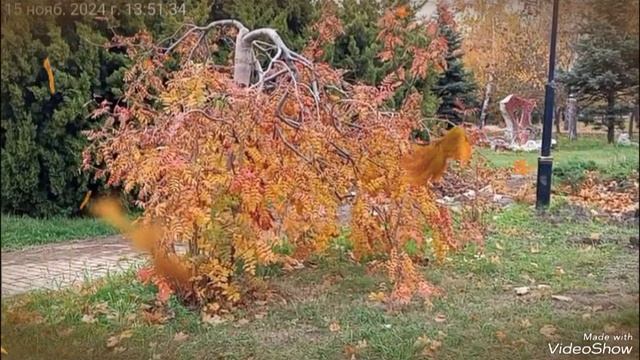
535;0;560;209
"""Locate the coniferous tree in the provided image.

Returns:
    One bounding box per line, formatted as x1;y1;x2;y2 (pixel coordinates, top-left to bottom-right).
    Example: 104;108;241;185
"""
558;0;639;143
0;1;210;216
432;5;478;124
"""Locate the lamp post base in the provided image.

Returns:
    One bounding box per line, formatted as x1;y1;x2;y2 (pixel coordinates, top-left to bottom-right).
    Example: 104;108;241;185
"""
535;156;554;209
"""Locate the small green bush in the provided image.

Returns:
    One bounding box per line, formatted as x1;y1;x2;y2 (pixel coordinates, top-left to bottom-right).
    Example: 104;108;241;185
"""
553;159;599;187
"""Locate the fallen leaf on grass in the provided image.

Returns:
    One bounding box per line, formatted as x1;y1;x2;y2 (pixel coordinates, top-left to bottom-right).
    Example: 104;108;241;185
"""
254;312;267;320
81;314;97;324
512;338;529;347
368;291;386;302
344;340;368;360
417;337;442;357
539;325;559;340
118;330;134;339
106;336;120;349
173;332;189;342
434;314;447;323
551;295;573;302
106;329;134;349
604;324;617;333
329;322;341;332
202;313;226;325
141;304;174;325
495;331;508;342
429;339;442;352
520;319;532;328
237;318;250;326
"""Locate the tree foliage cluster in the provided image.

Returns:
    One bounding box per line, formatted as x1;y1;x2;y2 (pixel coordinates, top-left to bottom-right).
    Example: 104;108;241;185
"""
1;0;480;217
83;6;473;310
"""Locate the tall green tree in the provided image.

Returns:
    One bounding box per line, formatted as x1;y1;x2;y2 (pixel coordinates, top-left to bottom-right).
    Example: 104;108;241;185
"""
558;0;639;143
1;1;210;216
222;0;318;51
432;4;477;124
1;17;127;216
324;0;441;117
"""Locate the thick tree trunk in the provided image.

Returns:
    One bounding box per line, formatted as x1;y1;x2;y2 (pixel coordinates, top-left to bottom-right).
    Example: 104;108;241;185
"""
166;20;303;88
566;95;577;141
479;74;493;128
554;106;562;134
606;94;616;144
233;28;253;86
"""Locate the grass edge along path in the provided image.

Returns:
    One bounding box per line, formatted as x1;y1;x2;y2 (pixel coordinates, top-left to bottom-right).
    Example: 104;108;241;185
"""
1;214;117;251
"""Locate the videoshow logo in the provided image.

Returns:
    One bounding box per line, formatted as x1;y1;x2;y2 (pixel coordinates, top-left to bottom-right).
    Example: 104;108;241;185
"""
548;333;634;356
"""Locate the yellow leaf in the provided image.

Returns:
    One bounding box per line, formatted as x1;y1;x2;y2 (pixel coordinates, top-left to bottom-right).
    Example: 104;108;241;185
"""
173;332;189;342
368;291;386;302
539;324;559;340
402;127;473;185
329;321;341;332
43;57;56;95
434;314;447;323
513;159;531;175
495;330;508;342
79;190;92;210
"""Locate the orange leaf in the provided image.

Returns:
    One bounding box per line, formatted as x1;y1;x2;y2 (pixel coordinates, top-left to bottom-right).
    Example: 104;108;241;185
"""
402;127;473;185
137;267;155;284
79;190;92;210
155;278;174;303
513;159;531;175
43;57;55;95
395;5;410;19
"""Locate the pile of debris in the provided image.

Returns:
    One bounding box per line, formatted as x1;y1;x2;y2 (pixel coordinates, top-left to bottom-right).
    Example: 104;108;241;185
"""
431;161;533;210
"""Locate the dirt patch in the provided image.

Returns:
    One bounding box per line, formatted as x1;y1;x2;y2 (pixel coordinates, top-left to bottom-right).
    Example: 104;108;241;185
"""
568;233;640;250
256;322;326;347
553;250;639;313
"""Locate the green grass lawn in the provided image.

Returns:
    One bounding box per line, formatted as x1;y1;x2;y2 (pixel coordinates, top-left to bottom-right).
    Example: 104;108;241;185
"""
0;214;116;251
3;203;638;359
478;134;639;177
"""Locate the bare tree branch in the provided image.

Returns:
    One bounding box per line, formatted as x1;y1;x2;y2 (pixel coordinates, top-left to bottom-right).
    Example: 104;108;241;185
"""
164;20;247;54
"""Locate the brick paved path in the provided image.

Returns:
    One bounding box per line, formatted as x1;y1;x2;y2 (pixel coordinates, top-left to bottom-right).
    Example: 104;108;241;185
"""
1;236;145;297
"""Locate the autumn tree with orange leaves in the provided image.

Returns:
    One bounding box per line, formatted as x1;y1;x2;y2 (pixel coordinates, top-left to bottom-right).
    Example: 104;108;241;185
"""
83;5;472;313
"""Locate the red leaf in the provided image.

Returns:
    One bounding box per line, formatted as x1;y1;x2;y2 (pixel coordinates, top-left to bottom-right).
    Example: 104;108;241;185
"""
137;267;154;284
